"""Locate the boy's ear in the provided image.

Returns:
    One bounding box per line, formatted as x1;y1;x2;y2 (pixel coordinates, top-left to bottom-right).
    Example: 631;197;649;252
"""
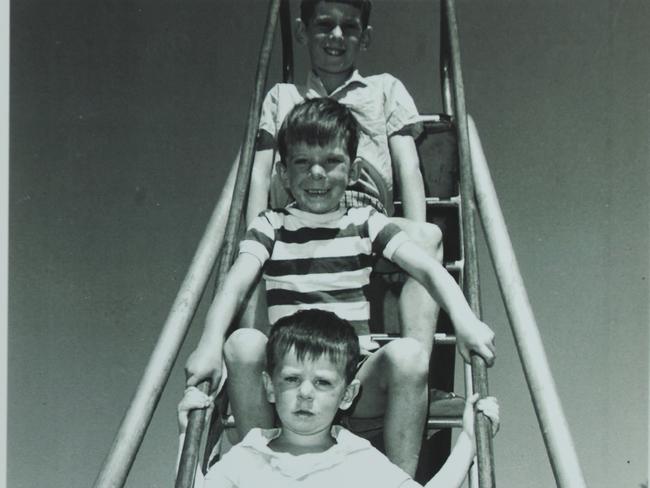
261;371;276;404
339;379;360;411
348;157;362;185
295;18;308;45
360;26;372;51
276;161;291;189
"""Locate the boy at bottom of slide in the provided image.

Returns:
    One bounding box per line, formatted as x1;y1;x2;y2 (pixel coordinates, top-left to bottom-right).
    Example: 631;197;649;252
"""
179;309;499;488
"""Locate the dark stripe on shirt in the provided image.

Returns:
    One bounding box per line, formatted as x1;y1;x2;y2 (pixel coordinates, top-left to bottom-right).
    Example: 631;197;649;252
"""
372;223;402;256
244;227;274;255
265;254;374;277
277;220;369;244
266;286;371;306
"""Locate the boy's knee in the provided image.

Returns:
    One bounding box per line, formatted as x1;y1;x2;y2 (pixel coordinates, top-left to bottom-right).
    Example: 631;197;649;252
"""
412;222;443;261
384;338;429;385
224;329;267;368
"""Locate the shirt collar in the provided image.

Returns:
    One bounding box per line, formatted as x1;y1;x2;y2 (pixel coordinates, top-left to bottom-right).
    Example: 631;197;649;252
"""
240;425;371;478
305;69;367;97
286;203;347;224
240;425;370;453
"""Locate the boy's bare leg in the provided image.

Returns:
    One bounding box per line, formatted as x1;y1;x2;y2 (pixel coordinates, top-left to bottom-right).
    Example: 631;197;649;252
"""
390;218;444;357
237;282;271;335
351;338;429;477
223;328;274;440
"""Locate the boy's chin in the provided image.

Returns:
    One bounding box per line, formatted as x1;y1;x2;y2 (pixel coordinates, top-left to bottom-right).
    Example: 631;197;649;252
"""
295;199;341;214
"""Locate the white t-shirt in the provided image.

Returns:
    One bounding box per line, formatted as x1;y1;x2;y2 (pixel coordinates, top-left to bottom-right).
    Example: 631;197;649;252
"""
198;426;421;488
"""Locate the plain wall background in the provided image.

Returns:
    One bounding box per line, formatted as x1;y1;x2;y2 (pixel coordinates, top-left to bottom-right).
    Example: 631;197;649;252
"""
9;1;649;487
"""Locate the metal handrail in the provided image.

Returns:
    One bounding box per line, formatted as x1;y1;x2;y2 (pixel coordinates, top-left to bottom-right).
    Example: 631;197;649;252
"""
439;4;454;118
92;2;282;487
279;0;293;83
440;1;495;486
176;1;282;487
92;162;237;488
468;117;588;488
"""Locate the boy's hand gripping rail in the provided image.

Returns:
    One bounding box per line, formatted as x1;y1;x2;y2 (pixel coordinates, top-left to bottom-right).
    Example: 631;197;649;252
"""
440;1;495;486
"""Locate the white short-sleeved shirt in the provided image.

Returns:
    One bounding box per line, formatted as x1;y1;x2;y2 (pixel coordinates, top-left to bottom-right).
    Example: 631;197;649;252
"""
258;71;422;214
198;426;421;488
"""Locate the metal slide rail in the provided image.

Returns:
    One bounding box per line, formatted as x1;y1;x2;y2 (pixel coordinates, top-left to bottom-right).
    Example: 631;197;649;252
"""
467;119;588;488
176;1;281;486
440;1;495;486
442;1;587;486
92;2;282;487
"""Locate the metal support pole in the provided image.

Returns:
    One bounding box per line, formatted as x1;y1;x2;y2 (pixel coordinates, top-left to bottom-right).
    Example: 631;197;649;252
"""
467;118;588;488
92;161;237;488
442;0;495;486
176;0;282;486
439;7;454;117
280;0;294;83
94;1;282;486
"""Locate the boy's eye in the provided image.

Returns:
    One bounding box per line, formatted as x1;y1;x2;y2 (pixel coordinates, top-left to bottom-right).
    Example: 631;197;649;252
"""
284;376;299;383
313;18;361;36
315;379;332;387
341;22;362;35
314;19;336;33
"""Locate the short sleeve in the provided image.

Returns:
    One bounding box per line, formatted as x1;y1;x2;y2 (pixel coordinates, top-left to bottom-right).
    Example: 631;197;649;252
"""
256;129;275;151
366;209;410;260
201;467;236;488
239;211;276;265
383;75;423;139
355;443;423;488
258;84;281;145
202;449;241;488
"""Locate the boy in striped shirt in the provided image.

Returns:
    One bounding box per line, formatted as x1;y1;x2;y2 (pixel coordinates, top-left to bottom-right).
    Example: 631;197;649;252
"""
186;98;495;475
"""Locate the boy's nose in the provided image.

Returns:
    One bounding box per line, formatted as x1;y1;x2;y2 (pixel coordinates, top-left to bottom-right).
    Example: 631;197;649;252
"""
309;163;326;179
298;380;315;398
329;25;344;39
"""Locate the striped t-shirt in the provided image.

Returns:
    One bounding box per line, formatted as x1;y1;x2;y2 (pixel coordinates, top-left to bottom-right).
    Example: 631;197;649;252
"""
239;205;409;334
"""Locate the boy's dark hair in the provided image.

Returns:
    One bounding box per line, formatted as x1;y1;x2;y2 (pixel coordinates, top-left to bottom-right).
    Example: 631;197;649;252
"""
266;309;360;384
277;98;360;163
300;0;372;29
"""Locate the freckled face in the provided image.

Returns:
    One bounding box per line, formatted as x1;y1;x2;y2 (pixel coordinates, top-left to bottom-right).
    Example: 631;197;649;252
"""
279;141;357;214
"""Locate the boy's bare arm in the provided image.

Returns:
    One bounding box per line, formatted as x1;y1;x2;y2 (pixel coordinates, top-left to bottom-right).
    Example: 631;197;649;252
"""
185;253;263;388
246;149;274;224
391;240;496;365
388;134;426;222
423;395;500;488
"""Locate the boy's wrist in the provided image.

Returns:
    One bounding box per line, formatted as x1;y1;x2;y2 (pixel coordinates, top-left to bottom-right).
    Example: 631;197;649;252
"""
457;430;475;453
196;334;224;353
450;311;475;333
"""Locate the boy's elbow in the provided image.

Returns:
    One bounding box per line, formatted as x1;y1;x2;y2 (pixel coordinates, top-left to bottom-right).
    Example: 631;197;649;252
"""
251;150;274;185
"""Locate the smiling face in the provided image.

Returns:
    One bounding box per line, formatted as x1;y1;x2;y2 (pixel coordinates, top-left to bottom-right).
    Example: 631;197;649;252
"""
262;348;359;447
297;2;371;90
278;140;360;214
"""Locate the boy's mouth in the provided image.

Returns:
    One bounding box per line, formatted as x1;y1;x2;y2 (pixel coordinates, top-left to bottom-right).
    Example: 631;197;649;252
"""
324;47;345;57
294;409;315;417
304;189;330;196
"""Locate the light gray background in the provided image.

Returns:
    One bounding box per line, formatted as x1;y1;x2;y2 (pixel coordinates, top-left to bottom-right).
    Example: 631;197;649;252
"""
9;1;649;487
